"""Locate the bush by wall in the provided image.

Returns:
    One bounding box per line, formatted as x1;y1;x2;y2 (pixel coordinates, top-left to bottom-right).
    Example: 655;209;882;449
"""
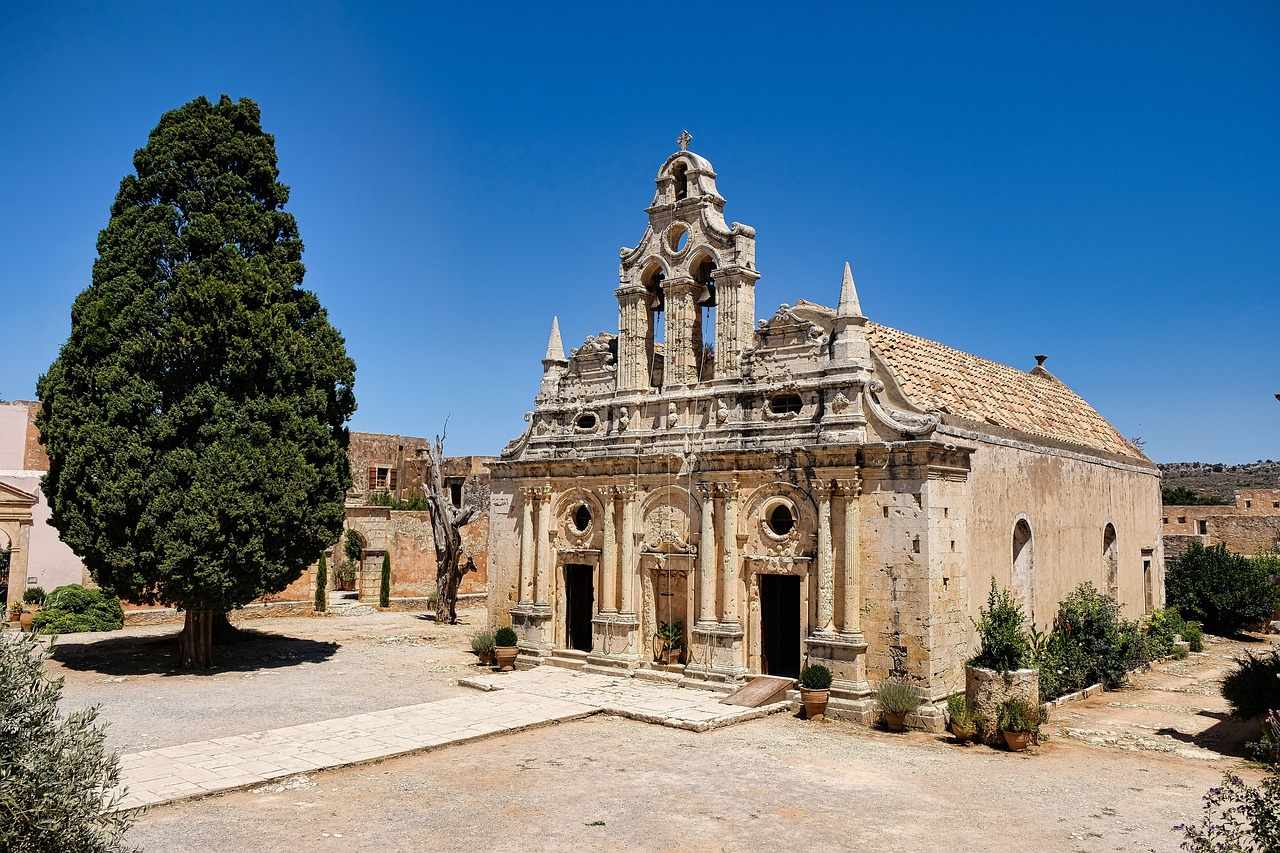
969;579;1031;672
1166;542;1280;635
1032;582;1153;701
30;585;124;635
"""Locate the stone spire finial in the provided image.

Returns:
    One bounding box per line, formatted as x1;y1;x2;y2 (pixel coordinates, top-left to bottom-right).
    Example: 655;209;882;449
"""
543;316;566;363
676;129;692;151
836;261;865;321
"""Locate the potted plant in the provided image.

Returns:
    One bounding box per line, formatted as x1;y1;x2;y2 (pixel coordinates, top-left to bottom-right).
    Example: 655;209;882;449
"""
947;694;977;744
877;679;922;731
494;626;519;672
470;631;496;666
966;580;1038;743
997;697;1043;752
8;600;22;624
20;587;45;632
656;621;684;665
799;664;833;720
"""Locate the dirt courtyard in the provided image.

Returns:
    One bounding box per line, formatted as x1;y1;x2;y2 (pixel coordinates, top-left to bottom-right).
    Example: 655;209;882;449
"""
41;609;1271;851
50;609;484;752
129;712;1247;853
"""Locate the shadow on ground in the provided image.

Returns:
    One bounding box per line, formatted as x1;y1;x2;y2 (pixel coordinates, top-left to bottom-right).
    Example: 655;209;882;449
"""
1157;713;1261;759
50;626;338;676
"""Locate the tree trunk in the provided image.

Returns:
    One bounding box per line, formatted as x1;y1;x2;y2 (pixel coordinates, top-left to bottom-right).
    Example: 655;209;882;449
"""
423;431;478;624
178;609;218;668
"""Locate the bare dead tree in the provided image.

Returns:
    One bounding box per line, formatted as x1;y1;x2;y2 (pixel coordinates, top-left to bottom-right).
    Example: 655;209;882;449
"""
423;427;479;623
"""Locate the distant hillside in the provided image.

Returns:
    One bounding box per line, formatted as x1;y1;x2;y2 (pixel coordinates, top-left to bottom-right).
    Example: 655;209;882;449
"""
1159;460;1280;502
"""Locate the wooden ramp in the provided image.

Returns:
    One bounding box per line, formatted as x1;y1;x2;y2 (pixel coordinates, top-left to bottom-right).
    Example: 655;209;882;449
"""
720;675;794;708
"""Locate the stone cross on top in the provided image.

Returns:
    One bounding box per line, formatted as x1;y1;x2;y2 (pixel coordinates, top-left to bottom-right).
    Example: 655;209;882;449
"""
676;129;692;151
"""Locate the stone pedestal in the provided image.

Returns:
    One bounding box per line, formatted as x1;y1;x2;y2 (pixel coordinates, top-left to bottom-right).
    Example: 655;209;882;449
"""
586;612;641;673
511;603;554;657
966;665;1040;744
804;632;870;695
683;622;747;684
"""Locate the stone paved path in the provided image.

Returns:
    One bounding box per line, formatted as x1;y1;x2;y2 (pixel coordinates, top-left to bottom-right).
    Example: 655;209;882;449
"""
458;666;791;732
115;666;788;811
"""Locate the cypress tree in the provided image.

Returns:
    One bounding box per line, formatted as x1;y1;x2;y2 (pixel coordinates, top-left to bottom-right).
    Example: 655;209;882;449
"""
379;553;391;609
314;554;328;613
37;96;356;667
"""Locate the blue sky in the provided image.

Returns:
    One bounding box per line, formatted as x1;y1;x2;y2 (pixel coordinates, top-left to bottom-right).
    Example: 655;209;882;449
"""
1;2;1276;462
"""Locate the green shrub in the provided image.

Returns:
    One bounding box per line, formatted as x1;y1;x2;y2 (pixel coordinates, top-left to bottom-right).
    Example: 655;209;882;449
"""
970;579;1031;672
947;694;976;740
379;553;391;609
1178;765;1280;852
1145;607;1186;659
997;697;1044;735
470;631;495;657
1249;711;1280;765
1222;651;1280;719
1031;584;1153;700
657;620;684;652
1183;620;1205;653
0;632;134;851
344;529;364;565
494;626;518;647
877;679;921;715
799;664;832;690
22;586;46;606
31;585;124;635
1166;542;1280;635
314;554;327;613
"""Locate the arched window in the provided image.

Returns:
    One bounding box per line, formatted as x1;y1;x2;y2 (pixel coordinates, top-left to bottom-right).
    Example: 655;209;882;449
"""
643;264;666;388
693;255;717;381
1012;518;1034;623
1103;523;1118;601
671;161;688;201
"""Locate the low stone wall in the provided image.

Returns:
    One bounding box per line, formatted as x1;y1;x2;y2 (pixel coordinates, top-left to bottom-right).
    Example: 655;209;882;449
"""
966;666;1039;743
124;600;317;627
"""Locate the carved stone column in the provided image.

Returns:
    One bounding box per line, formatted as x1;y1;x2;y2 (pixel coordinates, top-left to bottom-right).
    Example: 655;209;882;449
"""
720;481;740;626
518;488;535;605
838;477;863;637
599;486;617;613
662;276;699;388
696;482;717;626
615;286;650;392
535;485;552;606
814;480;835;635
619;484;636;614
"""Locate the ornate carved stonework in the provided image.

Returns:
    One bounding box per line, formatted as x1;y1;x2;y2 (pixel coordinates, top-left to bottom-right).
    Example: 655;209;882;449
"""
643;503;694;554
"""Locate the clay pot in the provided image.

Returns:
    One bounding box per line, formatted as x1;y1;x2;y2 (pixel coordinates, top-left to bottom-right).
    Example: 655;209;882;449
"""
800;687;829;720
883;710;908;732
478;650;494;667
494;645;519;672
950;721;977;744
1003;730;1032;752
662;649;681;665
19;610;34;632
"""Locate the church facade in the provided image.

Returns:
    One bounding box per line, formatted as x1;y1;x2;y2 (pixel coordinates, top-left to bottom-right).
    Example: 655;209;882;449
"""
486;138;1163;724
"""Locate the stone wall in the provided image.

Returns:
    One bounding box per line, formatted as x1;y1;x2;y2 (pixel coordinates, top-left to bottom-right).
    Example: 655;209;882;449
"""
1162;492;1280;557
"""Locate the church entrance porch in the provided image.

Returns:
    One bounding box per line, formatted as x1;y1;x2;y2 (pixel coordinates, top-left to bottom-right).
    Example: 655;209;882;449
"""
759;574;800;678
564;564;593;653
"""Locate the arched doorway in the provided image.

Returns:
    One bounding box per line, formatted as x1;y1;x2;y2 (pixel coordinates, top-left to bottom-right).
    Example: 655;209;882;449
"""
1012;518;1034;623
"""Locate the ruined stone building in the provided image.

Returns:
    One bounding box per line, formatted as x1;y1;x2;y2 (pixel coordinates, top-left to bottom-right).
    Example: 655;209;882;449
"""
487;138;1164;721
1162;488;1280;561
2;403;493;615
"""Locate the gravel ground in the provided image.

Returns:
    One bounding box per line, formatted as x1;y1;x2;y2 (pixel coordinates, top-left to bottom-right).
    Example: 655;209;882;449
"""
49;609;485;753
129;712;1253;853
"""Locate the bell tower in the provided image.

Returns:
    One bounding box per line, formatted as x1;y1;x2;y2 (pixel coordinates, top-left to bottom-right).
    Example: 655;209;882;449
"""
616;133;759;391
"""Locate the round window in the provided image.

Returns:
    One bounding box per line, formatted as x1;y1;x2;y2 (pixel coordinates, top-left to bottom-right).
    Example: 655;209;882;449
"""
575;412;598;431
573;504;592;533
767;504;795;536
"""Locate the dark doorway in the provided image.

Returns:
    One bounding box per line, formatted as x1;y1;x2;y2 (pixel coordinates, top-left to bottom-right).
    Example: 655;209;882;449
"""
759;574;800;678
564;564;594;653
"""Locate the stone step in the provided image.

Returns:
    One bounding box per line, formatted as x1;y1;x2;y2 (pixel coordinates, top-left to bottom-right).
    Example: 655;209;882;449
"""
328;601;375;617
545;649;588;671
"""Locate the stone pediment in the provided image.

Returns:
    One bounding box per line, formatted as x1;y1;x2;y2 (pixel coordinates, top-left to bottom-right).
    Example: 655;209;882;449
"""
0;479;37;506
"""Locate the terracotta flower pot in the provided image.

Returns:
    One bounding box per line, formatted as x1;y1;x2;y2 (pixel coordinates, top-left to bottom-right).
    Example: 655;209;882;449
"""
19;610;34;632
494;645;519;672
662;649;681;665
800;687;829;720
884;710;908;732
1003;730;1032;752
950;721;976;743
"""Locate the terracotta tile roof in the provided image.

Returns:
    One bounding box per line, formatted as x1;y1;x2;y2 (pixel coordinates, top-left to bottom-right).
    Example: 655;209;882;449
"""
866;322;1145;461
